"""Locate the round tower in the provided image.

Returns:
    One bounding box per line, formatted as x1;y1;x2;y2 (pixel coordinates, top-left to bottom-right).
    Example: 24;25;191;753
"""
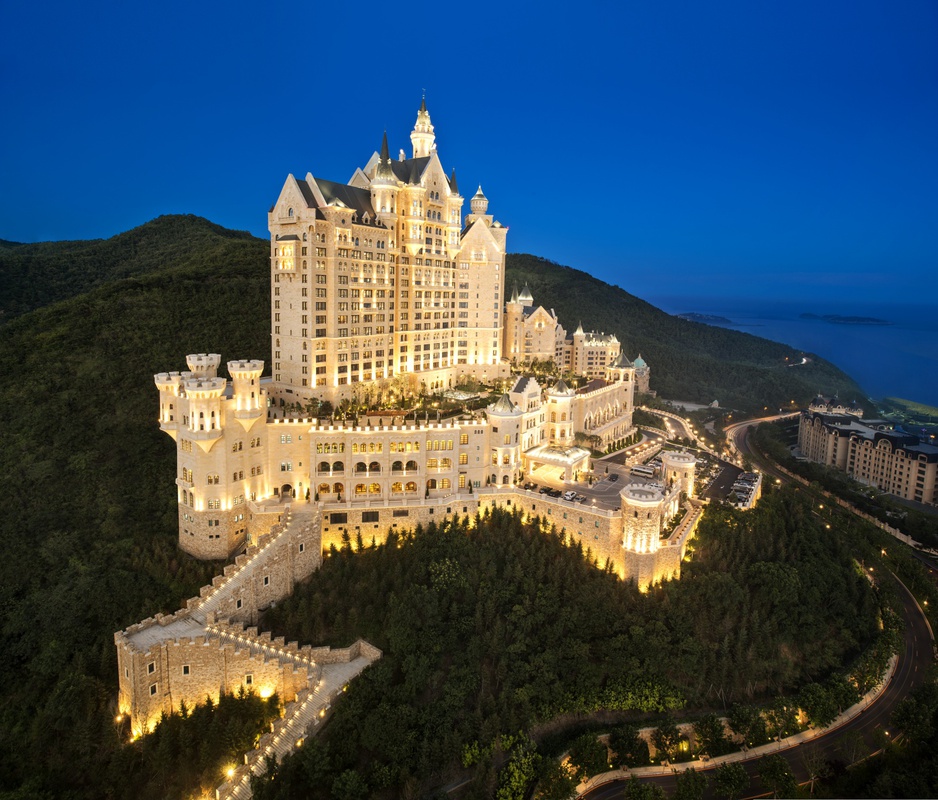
660;451;697;498
371;132;400;221
183;376;227;440
546;379;575;445
154;371;184;436
620;484;665;554
470;185;489;217
186;353;221;379
227;359;265;424
410;97;436;158
486;394;524;487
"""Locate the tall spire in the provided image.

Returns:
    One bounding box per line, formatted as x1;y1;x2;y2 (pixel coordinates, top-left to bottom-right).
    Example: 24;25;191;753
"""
380;130;390;162
411;97;435;158
375;131;395;182
449;167;459;195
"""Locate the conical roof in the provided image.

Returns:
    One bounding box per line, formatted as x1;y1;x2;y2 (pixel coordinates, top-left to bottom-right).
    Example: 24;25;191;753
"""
551;378;571;394
449;168;459;195
518;283;533;304
375;132;395;182
489;394;517;414
611;351;633;368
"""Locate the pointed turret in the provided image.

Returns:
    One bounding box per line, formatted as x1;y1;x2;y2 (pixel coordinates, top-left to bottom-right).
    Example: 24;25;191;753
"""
517;283;533;305
449;168;459;195
471;185;488;216
509;284;519;304
410;96;436;158
374;131;395;183
574;321;584;336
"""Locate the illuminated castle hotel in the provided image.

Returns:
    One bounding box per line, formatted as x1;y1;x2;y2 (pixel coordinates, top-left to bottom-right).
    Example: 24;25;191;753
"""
117;103;699;768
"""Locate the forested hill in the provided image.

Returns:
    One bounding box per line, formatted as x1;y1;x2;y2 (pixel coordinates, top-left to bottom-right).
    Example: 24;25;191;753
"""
0;215;864;410
505;253;865;410
0;214;260;320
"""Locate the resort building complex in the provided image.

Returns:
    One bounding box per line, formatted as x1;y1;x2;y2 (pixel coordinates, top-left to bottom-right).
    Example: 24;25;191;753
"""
799;395;938;507
117;103;703;760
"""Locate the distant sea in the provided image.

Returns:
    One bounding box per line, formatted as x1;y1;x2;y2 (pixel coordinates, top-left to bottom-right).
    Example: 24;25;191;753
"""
647;297;938;408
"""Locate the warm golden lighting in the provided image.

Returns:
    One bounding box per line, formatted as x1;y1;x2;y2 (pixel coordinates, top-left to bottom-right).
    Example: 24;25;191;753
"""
226;767;235;779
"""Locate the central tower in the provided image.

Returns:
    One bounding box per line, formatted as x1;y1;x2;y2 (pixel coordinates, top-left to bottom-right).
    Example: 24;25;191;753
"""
267;101;510;407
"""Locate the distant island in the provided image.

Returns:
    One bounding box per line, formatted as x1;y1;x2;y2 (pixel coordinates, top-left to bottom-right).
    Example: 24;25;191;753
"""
676;312;733;324
800;313;892;325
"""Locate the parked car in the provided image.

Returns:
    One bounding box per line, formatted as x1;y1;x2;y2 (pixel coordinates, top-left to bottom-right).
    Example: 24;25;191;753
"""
548;489;562;498
539;486;551;494
562;490;577;501
609;473;619;482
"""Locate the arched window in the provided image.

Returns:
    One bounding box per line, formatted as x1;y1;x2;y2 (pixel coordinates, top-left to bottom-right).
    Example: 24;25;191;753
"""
333;461;344;472
369;483;381;494
355;484;367;495
355;462;367;474
551;412;556;422
391;482;403;493
333;482;344;495
405;481;417;493
503;476;510;484
392;460;403;472
427;478;437;490
427;458;438;469
318;483;331;494
440;458;452;470
561;412;567;421
369;461;380;473
406;459;418;471
288;207;294;217
319;461;330;473
440;478;451;489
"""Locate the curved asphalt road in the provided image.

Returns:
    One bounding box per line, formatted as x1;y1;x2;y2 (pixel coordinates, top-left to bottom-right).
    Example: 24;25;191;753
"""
582;419;935;799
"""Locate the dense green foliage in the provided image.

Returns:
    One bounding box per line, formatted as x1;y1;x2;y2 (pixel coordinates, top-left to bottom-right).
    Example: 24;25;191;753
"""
506;253;866;410
248;487;879;798
0;214;259;320
0;217;269;796
110;691;280;800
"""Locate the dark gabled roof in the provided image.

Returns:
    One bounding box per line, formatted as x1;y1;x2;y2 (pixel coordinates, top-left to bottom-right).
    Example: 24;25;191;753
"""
296;179;317;208
512;376;535;395
276;234;300;241
313;178;377;220
390;156;431;185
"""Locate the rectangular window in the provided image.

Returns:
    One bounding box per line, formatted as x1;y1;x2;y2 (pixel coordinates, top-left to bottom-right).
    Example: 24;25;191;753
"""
182;665;190;676
330;512;348;524
362;511;379;523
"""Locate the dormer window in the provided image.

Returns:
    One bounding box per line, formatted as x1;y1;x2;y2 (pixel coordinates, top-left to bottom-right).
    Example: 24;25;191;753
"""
288;207;294;217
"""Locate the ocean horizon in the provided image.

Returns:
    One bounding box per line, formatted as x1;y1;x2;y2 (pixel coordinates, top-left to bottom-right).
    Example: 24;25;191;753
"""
646;296;938;408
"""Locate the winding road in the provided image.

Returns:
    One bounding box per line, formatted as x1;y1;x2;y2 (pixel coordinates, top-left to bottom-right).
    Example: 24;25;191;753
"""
582;415;935;799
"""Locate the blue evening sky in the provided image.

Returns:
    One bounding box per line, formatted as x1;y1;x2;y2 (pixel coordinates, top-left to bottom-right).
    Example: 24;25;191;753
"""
2;0;936;307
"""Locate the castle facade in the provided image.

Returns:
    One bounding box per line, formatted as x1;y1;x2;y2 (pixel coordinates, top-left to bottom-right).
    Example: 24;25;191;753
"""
119;103;700;767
